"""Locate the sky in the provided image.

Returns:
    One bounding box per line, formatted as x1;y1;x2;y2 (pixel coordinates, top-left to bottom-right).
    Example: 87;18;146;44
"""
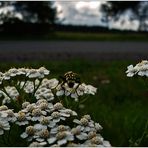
0;1;141;31
54;1;140;31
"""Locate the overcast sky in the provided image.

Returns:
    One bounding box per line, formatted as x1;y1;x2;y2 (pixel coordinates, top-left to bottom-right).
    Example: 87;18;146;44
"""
0;1;140;31
54;1;139;31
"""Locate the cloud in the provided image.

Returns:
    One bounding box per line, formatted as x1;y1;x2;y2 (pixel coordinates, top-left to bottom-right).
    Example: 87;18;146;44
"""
75;1;101;16
55;1;105;26
109;9;139;31
54;1;140;30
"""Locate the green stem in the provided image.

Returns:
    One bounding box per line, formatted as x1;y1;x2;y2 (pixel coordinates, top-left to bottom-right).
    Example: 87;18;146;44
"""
79;95;89;104
33;80;36;93
2;87;13;103
17;80;21;88
135;120;148;146
33;79;43;95
79;98;87;104
2;86;20;110
2;134;8;146
21;79;27;90
7;123;13;146
57;96;61;102
65;96;69;108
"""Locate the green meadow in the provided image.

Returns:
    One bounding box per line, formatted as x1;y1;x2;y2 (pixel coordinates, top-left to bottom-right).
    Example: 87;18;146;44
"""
53;31;148;42
1;31;148;41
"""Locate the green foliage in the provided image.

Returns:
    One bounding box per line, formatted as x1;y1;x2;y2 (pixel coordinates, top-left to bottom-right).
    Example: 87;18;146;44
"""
101;1;148;31
101;2;140;16
52;32;148;42
0;1;56;24
14;1;56;24
0;31;148;41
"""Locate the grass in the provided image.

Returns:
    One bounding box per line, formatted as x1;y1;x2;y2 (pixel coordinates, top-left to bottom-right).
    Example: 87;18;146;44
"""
1;31;148;41
52;31;148;41
0;59;148;146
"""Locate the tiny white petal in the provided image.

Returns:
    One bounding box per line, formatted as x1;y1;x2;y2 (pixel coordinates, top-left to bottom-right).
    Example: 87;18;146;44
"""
60;113;70;117
20;132;28;138
34;124;47;131
47;137;56;144
84;126;90;132
58;139;67;146
60;117;66;120
67;134;74;141
103;140;111;147
53;118;60;123
73;119;81;124
76;133;87;140
36;138;45;142
56;90;64;96
49;122;56;128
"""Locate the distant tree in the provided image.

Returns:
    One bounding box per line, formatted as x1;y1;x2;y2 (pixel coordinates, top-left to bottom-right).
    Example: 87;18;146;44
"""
101;1;148;31
14;1;56;24
0;1;57;35
0;2;19;24
0;1;56;24
137;2;148;31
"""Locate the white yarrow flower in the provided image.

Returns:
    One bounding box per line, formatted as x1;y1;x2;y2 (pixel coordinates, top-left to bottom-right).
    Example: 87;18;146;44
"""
44;78;59;89
84;85;97;95
0;118;10;135
126;60;148;77
27;69;41;79
15;111;31;126
20;126;36;141
29;141;47;147
8;68;18;77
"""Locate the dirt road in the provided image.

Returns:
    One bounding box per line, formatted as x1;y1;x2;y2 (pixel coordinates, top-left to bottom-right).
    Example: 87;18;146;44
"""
0;41;148;61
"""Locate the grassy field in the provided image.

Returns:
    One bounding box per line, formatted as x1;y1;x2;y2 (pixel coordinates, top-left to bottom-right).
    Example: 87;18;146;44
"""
1;31;148;41
52;31;148;42
0;59;148;146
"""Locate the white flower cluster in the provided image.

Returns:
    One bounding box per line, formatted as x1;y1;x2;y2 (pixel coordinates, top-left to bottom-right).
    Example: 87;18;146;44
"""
56;82;97;101
0;67;49;83
0;67;50;104
21;99;111;147
126;60;148;77
1;86;19;104
19;100;77;145
0;105;16;135
0;68;97;105
3;99;109;147
35;78;58;101
0;67;110;147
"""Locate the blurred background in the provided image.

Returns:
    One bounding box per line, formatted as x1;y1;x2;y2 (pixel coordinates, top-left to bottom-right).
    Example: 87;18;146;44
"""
0;1;148;146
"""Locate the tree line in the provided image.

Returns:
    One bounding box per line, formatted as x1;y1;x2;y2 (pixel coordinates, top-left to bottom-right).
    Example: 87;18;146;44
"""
0;1;147;35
